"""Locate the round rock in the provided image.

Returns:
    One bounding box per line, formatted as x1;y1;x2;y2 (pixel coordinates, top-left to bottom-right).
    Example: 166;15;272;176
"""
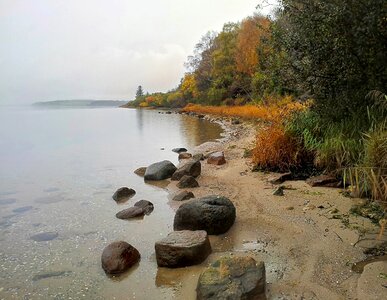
116;207;144;219
178;152;193;160
171;160;201;181
172;148;187;153
134;200;154;215
177;175;199;188
197;256;266;300
112;187;136;202
134;167;147;177
207;152;226;165
173;195;236;235
144;160;177;181
101;241;140;274
172;191;195;202
155;230;211;268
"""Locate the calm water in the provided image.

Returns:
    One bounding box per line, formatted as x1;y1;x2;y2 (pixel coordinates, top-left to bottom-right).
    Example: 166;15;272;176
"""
0;106;222;299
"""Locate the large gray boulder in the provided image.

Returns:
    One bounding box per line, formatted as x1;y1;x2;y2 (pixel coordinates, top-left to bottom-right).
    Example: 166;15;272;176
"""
144;160;177;181
155;230;211;268
174;195;236;235
172;160;201;181
196;256;266;300
101;241;140;275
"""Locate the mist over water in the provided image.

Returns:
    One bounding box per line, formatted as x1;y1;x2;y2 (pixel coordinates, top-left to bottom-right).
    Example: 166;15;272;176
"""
0;106;222;299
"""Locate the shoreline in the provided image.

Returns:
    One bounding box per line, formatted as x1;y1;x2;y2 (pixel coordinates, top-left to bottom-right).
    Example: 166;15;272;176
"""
163;114;386;299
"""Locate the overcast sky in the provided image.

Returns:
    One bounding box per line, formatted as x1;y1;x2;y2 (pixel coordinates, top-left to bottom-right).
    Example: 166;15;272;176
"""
0;0;277;104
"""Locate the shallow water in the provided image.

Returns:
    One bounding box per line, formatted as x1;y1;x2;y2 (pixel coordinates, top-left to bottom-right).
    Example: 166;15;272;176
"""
0;106;222;299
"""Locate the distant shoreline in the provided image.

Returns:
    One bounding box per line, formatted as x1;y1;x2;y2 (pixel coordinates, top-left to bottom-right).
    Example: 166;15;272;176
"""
32;100;127;108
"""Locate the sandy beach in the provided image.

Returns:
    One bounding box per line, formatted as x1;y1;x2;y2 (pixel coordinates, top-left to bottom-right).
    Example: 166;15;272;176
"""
163;116;387;300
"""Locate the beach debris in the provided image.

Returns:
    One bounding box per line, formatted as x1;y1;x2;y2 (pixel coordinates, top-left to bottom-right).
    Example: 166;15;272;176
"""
306;174;340;187
268;172;292;185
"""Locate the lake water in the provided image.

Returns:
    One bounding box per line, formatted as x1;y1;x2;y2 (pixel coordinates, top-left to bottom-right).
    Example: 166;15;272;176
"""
0;106;222;299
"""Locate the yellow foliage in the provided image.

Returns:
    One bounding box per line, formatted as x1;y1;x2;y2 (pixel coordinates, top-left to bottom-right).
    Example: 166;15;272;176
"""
183;97;309;123
139;102;149;107
181;73;199;98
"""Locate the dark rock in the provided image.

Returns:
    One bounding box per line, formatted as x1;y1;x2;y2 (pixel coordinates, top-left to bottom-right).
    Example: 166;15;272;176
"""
273;186;284;196
172;160;201;181
116;207;144;219
144;160;177;181
207;152;226;165
112;187;136;202
197;256;266;300
32;271;72;281
134;200;154;215
101;241;140;274
166;111;172;114
13;206;33;213
172;191;195;202
134;167;147;177
306;175;340;187
178;152;192;160
0;198;16;205
173;195;236;235
192;153;204;161
268;172;292;185
172;148;187;153
177;175;199;188
231;118;241;125
155;230;211;268
30;232;58;242
197;114;205;119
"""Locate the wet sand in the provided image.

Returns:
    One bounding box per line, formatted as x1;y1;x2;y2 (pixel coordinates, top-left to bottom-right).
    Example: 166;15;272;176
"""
164;117;387;300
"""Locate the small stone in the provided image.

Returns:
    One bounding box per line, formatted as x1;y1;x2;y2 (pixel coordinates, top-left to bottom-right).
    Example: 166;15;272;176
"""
192;153;204;161
286;206;294;210
172;191;195;202
112;187;136;201
172;148;187;153
273;186;284;196
207;152;226;165
178;152;192;160
134;167;147;177
177;175;199;188
116;207;144;219
134;200;154;215
303;204;316;211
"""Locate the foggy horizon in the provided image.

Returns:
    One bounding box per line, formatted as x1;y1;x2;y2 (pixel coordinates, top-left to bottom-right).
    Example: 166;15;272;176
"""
0;0;276;105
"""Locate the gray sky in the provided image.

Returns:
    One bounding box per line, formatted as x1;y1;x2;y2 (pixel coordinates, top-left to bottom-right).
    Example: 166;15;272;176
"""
0;0;276;104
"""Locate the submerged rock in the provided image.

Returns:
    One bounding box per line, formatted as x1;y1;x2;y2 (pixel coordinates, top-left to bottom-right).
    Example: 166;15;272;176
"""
134;167;147;177
116;207;144;219
197;256;266;300
174;195;236;235
155;230;211;268
101;241;140;275
30;232;58;242
112;187;136;202
207;152;226;165
177;175;199;188
172;160;201;181
144;160;177;181
13;206;33;213
32;271;72;281
172;191;195;202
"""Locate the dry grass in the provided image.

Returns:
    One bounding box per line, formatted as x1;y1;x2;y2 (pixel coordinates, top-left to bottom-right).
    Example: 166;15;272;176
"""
182;97;309;123
252;123;304;172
